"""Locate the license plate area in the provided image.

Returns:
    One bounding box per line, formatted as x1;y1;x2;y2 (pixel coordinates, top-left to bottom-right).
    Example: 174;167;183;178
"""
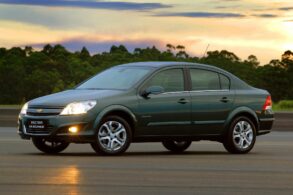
27;120;47;129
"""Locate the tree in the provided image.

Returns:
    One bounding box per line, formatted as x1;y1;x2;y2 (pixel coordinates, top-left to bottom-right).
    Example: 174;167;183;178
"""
7;47;26;57
281;50;293;98
166;44;175;53
176;45;185;50
282;50;293;61
0;48;6;58
175;45;188;58
256;65;289;101
42;44;53;55
24;46;33;56
269;59;285;69
110;45;128;54
80;46;90;60
281;50;293;71
0;44;292;104
245;55;259;67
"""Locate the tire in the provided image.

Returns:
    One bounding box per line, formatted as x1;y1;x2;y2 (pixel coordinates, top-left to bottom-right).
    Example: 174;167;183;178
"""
162;140;192;153
223;116;256;154
32;137;69;154
91;115;132;155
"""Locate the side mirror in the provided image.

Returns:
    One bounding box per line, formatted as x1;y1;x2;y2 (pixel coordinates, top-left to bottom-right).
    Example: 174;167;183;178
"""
141;86;164;98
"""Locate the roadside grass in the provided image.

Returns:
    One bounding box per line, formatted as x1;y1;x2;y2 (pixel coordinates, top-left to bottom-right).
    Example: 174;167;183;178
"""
273;100;293;112
0;105;22;109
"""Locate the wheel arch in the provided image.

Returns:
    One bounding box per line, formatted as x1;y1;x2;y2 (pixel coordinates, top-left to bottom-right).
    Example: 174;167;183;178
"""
93;105;137;133
224;106;259;133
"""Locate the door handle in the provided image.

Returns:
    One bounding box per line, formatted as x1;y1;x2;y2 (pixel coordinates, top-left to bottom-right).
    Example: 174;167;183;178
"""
178;98;189;104
220;97;230;103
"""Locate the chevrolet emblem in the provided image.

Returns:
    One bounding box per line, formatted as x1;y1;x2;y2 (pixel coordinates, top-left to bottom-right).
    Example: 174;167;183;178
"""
36;109;43;113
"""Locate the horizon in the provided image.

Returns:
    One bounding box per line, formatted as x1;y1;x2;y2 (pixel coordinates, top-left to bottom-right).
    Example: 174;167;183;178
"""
0;0;292;64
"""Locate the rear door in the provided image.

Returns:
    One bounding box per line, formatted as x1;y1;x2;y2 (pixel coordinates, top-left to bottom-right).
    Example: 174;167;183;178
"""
188;68;234;135
137;67;192;136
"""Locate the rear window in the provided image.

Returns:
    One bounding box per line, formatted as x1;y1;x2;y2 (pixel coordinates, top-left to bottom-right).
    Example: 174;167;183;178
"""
190;69;220;90
220;74;230;90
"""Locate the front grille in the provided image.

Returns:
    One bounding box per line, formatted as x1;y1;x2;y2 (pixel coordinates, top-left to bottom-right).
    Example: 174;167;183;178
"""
27;112;59;116
27;105;64;116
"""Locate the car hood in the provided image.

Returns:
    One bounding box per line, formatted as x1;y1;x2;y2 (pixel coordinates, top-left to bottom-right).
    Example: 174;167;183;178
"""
29;89;124;107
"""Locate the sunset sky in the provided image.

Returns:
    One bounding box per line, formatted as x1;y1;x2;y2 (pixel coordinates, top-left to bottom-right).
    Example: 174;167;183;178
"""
0;0;292;64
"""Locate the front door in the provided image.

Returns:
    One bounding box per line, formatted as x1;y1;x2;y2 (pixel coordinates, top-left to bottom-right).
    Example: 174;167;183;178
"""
137;68;191;136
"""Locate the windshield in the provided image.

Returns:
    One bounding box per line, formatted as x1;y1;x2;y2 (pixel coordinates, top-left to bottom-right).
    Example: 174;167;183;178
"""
77;66;152;90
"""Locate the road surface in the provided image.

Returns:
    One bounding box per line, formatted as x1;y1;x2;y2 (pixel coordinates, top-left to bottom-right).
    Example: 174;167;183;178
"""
0;127;293;194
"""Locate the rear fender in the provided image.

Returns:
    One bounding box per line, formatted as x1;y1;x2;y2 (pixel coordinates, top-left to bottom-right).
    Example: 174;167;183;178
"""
224;106;259;133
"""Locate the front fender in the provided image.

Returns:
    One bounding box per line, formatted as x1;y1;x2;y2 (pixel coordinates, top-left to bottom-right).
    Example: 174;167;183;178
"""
93;105;137;130
224;106;259;131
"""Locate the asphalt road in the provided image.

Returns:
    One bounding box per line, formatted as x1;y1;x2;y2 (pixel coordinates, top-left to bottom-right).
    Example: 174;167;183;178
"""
1;127;293;194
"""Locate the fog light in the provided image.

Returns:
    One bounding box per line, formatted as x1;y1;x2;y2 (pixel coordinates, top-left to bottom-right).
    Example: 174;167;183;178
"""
68;126;79;133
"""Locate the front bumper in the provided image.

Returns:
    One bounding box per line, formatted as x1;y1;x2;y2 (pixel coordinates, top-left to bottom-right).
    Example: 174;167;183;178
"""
18;113;97;143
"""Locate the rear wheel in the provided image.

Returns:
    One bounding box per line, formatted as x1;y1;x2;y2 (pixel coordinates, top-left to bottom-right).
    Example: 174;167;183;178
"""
162;140;192;153
223;116;256;154
32;137;69;154
91;115;132;155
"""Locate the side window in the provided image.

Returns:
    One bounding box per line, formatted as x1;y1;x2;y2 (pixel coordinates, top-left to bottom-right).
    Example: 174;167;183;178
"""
144;69;184;92
220;74;230;90
190;69;220;90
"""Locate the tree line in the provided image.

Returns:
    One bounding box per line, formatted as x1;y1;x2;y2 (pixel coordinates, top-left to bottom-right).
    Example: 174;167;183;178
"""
0;44;292;104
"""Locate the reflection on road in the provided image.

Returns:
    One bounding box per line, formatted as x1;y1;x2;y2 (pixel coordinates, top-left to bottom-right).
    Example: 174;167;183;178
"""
46;165;80;195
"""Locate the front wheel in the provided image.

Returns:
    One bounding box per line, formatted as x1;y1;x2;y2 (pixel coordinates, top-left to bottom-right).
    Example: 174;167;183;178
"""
32;137;69;154
91;115;132;155
162;140;192;153
223;116;256;154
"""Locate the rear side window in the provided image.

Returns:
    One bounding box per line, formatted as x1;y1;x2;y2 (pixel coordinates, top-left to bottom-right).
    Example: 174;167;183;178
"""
220;74;230;90
190;69;220;90
144;69;184;92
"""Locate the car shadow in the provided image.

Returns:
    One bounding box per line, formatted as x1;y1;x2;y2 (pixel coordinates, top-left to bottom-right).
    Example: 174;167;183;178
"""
24;150;234;157
123;151;230;156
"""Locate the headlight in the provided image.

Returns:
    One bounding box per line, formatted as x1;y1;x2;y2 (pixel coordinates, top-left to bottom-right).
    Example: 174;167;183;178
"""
60;100;97;115
20;102;28;115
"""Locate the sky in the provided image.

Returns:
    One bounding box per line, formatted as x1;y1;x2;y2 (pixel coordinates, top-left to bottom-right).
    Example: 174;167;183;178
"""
0;0;292;64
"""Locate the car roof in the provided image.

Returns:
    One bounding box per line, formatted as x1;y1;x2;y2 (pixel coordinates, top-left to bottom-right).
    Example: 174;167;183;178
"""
118;61;215;69
117;61;228;73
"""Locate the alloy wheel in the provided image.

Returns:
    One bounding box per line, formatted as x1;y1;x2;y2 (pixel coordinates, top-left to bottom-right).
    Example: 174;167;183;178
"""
232;120;254;150
98;121;127;152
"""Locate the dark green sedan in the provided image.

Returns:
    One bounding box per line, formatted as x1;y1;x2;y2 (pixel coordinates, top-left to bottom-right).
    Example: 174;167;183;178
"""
18;62;274;155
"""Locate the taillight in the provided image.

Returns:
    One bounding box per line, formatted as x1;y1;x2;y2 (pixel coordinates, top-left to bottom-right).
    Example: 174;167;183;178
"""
262;95;272;110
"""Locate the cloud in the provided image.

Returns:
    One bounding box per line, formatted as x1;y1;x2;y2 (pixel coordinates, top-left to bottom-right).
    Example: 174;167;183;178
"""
29;37;166;54
252;14;278;18
210;0;241;3
0;0;171;11
279;7;293;11
215;5;240;9
155;12;280;19
0;6;77;29
155;12;245;18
